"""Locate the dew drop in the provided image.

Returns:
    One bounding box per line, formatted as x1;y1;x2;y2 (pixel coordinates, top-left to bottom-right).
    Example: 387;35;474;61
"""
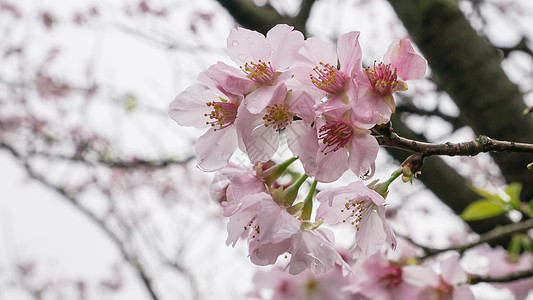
232;40;239;47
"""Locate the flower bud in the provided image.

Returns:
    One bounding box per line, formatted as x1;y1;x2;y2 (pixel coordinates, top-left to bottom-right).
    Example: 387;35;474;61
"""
401;154;423;183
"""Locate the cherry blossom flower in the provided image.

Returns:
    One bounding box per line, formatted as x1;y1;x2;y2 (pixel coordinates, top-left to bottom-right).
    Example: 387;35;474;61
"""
208;24;304;114
354;39;427;124
466;244;533;300
292;31;362;115
226;192;301;266
289;111;379;183
249;265;351;300
347;249;423;300
316;181;396;259
169;85;242;171
403;253;474;300
288;225;350;275
236;81;318;164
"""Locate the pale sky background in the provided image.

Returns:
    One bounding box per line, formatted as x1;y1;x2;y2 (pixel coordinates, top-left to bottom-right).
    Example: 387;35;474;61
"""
1;0;532;299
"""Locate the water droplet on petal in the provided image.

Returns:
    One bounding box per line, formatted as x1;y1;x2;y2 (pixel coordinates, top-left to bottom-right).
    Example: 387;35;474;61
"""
265;44;270;48
238;53;246;61
232;40;239;47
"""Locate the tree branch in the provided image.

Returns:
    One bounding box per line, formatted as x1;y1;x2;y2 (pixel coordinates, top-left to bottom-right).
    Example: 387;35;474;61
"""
421;219;533;259
471;269;533;284
375;128;533;157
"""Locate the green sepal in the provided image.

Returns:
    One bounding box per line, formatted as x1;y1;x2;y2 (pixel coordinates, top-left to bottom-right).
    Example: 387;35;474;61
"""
287;202;304;215
283;174;308;206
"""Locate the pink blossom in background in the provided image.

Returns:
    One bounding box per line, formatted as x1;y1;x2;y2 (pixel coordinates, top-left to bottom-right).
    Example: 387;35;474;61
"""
403;253;474;300
469;244;533;300
250;265;351;300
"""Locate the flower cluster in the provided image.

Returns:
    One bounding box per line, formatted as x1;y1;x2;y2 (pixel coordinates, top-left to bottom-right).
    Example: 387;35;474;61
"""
170;24;426;180
169;24;431;287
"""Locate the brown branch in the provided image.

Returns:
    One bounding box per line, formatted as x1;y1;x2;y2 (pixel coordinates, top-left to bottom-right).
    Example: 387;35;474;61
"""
470;269;533;284
213;0;315;35
374;125;533;158
421;219;533;259
25;149;194;169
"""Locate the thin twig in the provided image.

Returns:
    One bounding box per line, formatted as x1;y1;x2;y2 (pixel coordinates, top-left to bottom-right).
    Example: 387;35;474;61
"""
470;269;533;284
374;124;533;157
421;219;533;259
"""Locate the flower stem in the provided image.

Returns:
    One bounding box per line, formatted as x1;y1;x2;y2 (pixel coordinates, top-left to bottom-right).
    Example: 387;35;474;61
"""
262;157;298;186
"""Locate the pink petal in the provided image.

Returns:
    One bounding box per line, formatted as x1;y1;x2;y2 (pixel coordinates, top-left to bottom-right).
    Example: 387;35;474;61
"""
169;85;216;128
256;197;301;244
376;205;397;250
200;61;255;97
383;39;427;80
249;238;292;266
353;88;394;125
237;110;279;164
353;207;388;259
337;31;362;76
348;133;379;177
244;72;290;114
295;37;337;67
286;120;319;175
225;193;264;246
402;265;439;287
440;253;467;285
227;27;271;66
314;147;349;183
195;126;238;171
265;24;304;70
452;286;474;300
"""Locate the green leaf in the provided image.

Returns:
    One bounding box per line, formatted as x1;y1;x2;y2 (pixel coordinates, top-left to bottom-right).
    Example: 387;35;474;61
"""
460;200;508;221
505;183;522;209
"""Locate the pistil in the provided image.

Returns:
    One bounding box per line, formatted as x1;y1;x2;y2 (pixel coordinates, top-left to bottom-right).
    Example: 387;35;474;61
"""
318;121;353;154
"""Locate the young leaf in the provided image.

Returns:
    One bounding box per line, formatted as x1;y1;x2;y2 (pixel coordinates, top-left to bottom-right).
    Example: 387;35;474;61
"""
460;200;508;221
505;182;522;209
